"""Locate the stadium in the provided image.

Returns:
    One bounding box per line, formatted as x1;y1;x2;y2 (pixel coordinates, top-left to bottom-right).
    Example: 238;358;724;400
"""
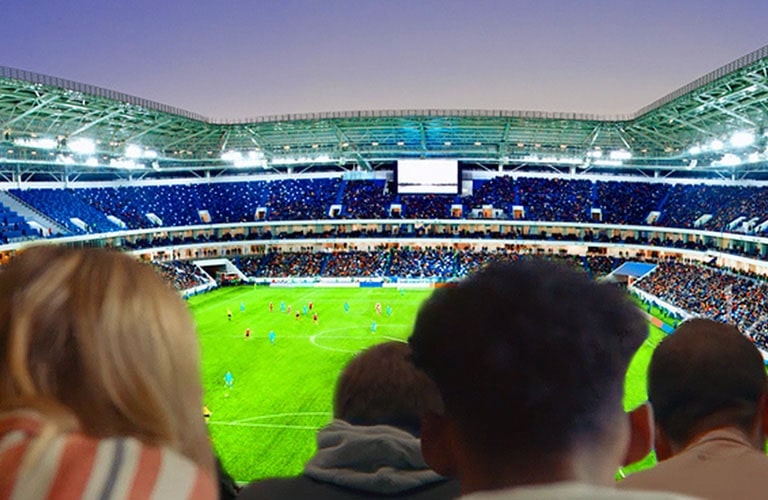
3;39;768;484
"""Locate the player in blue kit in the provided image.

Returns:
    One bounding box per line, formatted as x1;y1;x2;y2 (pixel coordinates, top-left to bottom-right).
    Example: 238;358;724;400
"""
269;330;276;345
224;371;234;390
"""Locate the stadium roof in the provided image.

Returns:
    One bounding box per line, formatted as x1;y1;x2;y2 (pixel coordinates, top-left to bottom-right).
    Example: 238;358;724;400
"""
1;43;768;179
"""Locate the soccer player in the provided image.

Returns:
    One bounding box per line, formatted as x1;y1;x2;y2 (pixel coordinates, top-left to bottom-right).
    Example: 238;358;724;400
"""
313;312;318;324
343;302;350;313
227;308;232;321
240;302;246;313
308;301;313;311
203;405;212;424
280;301;286;313
224;371;234;390
244;327;251;340
303;305;308;315
269;301;274;312
269;330;276;345
370;321;377;334
375;302;382;315
286;305;291;314
386;305;392;317
295;311;301;320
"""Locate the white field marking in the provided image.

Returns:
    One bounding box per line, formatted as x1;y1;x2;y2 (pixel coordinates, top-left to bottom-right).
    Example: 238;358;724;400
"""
207;422;320;430
208;411;332;430
229;411;331;425
309;326;409;353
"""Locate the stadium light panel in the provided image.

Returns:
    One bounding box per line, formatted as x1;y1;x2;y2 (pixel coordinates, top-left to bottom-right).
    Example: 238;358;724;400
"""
221;151;243;162
730;131;755;148
125;144;143;158
143;149;158;159
69;138;96;155
14;137;57;150
709;139;724;151
594;159;623;167
719;153;741;166
85;157;99;167
688;145;702;155
609;150;632;160
110;158;140;169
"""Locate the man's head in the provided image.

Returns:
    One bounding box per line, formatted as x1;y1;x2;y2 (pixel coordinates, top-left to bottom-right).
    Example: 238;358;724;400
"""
334;341;443;435
409;259;647;490
648;318;768;458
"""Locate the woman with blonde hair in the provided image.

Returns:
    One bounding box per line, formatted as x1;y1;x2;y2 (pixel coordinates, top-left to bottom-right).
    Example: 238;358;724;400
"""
0;246;216;499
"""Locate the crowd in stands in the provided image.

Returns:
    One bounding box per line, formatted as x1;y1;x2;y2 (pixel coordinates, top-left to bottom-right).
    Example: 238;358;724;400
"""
227;248;623;282
8;177;768;241
320;250;389;277
152;260;212;291
256;249;325;277
340;180;393;219
635;260;768;347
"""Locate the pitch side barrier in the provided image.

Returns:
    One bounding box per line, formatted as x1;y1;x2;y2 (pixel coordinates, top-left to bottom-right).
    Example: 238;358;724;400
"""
250;277;441;289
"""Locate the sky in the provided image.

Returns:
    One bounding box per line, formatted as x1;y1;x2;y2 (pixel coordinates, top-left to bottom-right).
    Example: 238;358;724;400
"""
2;0;768;120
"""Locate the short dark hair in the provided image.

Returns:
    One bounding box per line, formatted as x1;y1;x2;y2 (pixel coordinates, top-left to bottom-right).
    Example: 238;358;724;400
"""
333;341;443;435
409;259;646;457
648;318;767;445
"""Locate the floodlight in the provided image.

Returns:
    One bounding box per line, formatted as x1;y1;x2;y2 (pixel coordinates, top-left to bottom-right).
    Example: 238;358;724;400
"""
69;138;96;155
85;157;99;167
143;150;158;159
594;159;623;167
14;137;57;149
110;158;139;169
709;139;724;151
729;131;755;148
221;151;243;162
688;145;702;155
609;150;632;160
719;153;741;166
125;144;143;158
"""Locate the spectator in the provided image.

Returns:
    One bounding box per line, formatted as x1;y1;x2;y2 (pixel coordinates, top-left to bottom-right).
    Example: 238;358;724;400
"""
619;319;768;499
0;246;216;498
408;260;683;498
239;341;459;499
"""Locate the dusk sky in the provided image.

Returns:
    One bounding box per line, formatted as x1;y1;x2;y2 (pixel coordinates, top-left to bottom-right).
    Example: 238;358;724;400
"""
3;0;768;120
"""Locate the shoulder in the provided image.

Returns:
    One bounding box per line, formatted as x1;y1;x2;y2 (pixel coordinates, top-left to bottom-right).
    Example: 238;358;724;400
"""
0;413;216;499
239;475;460;500
461;482;695;500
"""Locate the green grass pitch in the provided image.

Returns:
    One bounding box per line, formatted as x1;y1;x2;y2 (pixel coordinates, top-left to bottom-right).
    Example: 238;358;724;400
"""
188;286;669;483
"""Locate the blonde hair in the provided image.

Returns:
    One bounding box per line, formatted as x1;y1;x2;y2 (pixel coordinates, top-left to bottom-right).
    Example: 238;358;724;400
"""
0;246;213;473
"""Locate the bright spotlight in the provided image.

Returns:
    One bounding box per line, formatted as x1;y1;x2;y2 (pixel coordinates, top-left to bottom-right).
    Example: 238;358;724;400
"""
720;153;741;166
730;131;755;148
69;138;96;155
221;151;243;162
125;144;143;158
709;139;724;151
688;145;702;155
609;150;632;160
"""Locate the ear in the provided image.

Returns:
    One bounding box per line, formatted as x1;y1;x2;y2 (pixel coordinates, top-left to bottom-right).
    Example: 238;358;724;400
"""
623;403;654;467
654;424;674;461
757;392;768;442
420;411;458;477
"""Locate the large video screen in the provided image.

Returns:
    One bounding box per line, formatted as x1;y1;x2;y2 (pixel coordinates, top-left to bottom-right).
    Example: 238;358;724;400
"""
396;159;459;194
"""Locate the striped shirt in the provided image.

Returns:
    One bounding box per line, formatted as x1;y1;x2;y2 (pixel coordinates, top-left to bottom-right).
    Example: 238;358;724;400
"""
0;412;216;499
